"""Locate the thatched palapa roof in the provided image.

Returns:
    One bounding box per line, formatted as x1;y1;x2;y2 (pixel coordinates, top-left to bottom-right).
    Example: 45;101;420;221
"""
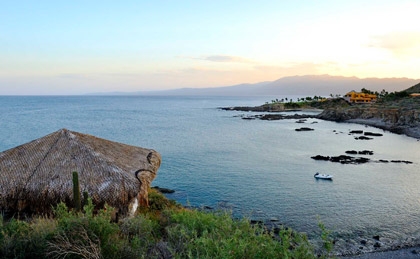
0;129;161;214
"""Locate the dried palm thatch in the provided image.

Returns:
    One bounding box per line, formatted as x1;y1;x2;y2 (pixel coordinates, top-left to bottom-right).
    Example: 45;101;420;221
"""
0;129;161;215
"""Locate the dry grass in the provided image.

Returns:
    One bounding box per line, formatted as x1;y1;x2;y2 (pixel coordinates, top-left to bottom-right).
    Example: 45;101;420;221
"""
47;227;102;259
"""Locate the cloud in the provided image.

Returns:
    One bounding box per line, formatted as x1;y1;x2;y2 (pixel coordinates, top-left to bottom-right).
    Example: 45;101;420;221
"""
369;32;420;56
197;55;254;63
58;73;90;79
253;62;320;76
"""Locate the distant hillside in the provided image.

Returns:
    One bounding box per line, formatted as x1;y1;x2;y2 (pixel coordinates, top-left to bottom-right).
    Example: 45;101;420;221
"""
405;82;420;93
260;75;419;96
90;75;420;96
141;81;271;96
139;75;419;96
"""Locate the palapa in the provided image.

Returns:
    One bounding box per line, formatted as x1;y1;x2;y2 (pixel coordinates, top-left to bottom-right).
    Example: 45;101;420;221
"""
0;129;161;215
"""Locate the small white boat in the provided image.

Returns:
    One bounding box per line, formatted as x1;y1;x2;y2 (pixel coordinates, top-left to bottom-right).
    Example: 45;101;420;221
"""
314;172;333;180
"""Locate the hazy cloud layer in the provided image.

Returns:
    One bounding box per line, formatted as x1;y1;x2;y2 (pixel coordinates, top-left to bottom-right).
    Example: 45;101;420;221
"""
370;32;420;56
197;55;254;63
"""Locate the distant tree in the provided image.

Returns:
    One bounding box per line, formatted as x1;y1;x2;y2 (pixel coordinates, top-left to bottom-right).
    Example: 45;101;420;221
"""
361;88;374;94
380;90;409;102
379;89;388;98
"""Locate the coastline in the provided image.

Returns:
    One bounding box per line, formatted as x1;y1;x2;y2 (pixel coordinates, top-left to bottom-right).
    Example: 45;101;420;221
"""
222;105;420;140
221;104;420;258
345;118;420;140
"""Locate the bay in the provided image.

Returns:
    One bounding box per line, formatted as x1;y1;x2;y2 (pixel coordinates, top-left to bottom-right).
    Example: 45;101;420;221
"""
1;95;420;253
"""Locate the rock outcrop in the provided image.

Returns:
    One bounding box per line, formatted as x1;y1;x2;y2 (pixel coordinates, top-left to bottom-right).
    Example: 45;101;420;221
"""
222;96;420;139
295;127;314;132
311;154;370;164
317;98;420;139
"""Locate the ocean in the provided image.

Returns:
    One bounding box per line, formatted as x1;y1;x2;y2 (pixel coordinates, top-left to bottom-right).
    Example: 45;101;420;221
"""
1;95;420;252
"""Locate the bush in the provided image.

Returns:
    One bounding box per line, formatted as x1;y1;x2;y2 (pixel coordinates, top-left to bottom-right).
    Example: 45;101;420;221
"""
0;217;57;259
148;188;180;211
379;90;410;102
118;215;161;258
164;209;322;259
48;199;121;259
284;102;302;109
0;193;334;258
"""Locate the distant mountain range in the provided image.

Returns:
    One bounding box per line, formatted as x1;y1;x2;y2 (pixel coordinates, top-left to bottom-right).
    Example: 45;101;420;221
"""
91;75;420;96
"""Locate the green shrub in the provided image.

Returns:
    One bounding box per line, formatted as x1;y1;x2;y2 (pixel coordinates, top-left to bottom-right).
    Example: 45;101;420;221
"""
1;218;31;259
148;188;180;211
48;199;121;259
120;215;159;240
318;220;334;257
117;215;158;258
0;217;56;259
0;193;334;259
165;209;322;259
284;102;302;109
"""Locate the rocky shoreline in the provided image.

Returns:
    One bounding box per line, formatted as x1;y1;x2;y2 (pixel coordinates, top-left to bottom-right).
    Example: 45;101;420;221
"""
154;185;420;257
317;108;420;140
219;98;420;257
222;97;420;140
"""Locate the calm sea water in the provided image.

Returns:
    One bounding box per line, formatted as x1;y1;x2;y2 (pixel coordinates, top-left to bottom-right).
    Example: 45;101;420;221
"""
1;96;420;249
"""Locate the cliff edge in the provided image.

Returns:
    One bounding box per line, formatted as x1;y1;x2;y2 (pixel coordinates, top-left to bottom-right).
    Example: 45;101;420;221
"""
318;97;420;139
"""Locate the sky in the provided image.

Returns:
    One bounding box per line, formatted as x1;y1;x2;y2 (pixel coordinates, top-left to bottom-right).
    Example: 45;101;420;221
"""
1;0;420;95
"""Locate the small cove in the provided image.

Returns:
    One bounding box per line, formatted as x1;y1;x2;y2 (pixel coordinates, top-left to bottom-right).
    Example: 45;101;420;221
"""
0;95;419;255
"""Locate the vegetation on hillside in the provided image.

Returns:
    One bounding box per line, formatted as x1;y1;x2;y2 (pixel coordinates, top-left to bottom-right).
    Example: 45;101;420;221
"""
403;82;420;94
263;95;349;110
265;82;420;109
0;189;334;259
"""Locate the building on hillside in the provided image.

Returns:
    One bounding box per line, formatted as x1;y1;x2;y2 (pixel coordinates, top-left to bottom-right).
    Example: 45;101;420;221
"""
343;91;377;103
410;93;420;97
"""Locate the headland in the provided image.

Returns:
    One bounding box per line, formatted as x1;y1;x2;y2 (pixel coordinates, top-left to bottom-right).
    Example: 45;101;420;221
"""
222;95;420;140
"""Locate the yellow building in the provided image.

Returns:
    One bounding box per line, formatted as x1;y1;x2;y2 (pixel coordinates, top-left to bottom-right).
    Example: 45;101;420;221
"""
344;91;377;103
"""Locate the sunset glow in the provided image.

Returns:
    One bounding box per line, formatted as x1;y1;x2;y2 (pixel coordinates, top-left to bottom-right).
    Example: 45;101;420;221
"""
1;0;419;94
